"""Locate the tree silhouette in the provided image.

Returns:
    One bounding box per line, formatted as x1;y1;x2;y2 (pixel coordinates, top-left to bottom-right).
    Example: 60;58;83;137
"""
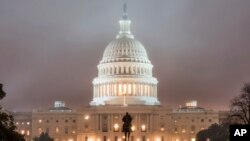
0;83;25;141
33;132;54;141
196;123;229;141
229;82;250;124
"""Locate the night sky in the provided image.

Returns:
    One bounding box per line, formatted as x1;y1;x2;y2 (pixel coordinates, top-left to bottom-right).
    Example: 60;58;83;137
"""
0;0;250;111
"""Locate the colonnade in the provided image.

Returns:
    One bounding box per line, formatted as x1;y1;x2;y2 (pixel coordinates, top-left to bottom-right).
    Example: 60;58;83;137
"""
93;82;157;98
98;65;152;76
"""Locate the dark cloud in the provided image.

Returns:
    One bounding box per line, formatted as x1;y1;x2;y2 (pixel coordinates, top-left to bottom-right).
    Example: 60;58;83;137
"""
0;0;250;111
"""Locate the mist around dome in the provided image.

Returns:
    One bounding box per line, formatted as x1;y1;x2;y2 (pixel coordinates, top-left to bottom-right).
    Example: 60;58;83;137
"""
90;5;159;106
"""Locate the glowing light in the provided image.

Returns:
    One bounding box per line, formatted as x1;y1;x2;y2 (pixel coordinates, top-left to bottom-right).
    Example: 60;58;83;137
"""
114;123;119;131
97;138;101;141
27;130;30;136
182;129;186;133
16;122;19;125
156;138;160;141
160;127;164;131
136;138;140;141
21;130;25;135
56;127;59;133
38;119;42;123
131;125;135;131
27;122;30;125
191;138;196;141
175;139;180;141
141;124;146;132
68;139;74;141
85;115;89;120
72;130;76;134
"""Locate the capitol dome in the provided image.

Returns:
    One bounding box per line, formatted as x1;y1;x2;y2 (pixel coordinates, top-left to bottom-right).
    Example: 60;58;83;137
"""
101;37;150;64
90;4;160;106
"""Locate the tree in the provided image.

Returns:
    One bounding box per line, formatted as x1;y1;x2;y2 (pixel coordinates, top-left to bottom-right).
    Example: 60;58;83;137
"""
229;82;250;124
0;83;25;141
196;123;229;141
33;132;54;141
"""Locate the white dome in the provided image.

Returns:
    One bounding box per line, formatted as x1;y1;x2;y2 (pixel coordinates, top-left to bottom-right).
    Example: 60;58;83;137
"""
101;37;150;64
90;8;160;106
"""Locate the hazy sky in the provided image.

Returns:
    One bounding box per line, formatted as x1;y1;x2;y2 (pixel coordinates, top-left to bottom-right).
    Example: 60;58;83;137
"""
0;0;250;111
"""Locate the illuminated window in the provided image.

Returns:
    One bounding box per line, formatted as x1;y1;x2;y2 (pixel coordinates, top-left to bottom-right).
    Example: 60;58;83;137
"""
141;125;146;132
72;130;76;134
56;127;59;133
27;130;30;136
131;126;135;132
160;127;164;131
21;122;24;125
114;123;119;132
27;122;30;125
182;129;186;133
85;115;89;120
38;128;42;134
38;119;42;123
191;138;196;141
16;122;19;125
21;130;25;135
128;84;131;94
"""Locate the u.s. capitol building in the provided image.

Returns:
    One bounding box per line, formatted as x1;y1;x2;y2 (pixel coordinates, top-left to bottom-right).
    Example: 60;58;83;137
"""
13;5;223;141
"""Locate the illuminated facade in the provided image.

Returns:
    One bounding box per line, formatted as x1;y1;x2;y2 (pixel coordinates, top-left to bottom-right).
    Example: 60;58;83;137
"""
90;4;159;106
13;5;222;141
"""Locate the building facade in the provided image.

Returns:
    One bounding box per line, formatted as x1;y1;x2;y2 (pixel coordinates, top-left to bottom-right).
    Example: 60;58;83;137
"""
14;5;221;141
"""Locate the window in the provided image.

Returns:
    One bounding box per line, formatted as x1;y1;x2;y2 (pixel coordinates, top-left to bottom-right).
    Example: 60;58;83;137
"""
73;120;76;123
209;119;212;122
65;128;68;134
103;136;107;141
142;136;146;141
141;125;146;132
55;127;59;133
38;128;42;134
65;120;68;123
113;123;119;132
161;136;164;141
201;119;204;122
56;120;59;123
